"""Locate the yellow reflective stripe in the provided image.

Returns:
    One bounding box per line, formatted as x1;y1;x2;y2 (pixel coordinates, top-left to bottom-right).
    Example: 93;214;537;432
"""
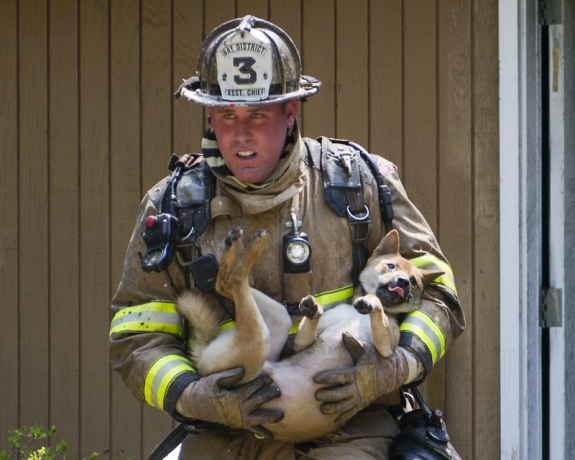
109;301;184;338
400;310;446;364
289;323;300;335
186;320;236;348
286;285;354;336
144;355;195;409
315;285;354;310
218;320;235;333
408;255;457;295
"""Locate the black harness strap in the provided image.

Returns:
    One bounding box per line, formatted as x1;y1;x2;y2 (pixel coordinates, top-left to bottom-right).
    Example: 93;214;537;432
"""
147;423;190;460
347;141;395;234
312;137;394;285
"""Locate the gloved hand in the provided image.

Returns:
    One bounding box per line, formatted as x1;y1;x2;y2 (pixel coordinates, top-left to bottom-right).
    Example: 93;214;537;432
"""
313;332;409;425
175;367;284;439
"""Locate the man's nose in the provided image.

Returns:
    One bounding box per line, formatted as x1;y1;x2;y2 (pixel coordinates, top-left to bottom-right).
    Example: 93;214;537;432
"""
234;118;252;140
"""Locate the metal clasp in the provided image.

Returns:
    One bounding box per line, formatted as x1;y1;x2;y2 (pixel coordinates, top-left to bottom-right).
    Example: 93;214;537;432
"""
347;205;371;243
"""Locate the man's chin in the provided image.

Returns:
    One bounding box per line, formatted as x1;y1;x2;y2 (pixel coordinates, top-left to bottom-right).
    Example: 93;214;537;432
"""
233;169;268;184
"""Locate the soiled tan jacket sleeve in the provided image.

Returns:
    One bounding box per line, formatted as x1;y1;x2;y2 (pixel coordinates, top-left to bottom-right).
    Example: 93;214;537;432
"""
109;190;198;414
372;155;465;377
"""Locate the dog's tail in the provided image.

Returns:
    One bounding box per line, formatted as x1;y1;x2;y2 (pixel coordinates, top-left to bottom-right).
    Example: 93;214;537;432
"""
176;291;221;357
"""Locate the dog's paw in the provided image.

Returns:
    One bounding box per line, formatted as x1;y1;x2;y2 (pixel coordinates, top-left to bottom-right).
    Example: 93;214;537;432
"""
353;295;381;315
225;227;243;247
299;295;323;319
250;229;269;245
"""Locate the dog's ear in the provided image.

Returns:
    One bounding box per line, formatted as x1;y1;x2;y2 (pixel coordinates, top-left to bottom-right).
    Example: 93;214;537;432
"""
374;229;401;256
420;269;445;287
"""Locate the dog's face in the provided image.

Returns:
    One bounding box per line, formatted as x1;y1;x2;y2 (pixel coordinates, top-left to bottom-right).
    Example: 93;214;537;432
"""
359;230;444;314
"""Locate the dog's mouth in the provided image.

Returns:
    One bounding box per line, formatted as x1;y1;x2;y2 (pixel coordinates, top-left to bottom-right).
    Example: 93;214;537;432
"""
376;283;411;306
387;285;406;298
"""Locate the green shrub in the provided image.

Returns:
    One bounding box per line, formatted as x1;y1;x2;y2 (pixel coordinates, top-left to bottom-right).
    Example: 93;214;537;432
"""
0;425;98;460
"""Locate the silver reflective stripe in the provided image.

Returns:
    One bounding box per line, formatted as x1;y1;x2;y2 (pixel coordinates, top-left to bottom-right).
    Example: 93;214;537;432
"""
400;310;446;364
144;355;194;409
109;301;183;338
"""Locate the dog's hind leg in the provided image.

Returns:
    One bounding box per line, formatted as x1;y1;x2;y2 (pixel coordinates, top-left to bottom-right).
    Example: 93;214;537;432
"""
202;229;271;384
354;294;396;358
252;289;292;361
292;295;324;352
215;226;243;300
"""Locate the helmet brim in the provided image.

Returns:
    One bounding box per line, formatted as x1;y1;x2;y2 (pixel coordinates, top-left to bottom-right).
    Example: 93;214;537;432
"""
180;84;320;107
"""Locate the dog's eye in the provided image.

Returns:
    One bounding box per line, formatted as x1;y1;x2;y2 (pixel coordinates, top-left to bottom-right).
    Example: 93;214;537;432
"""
387;263;395;270
410;277;416;285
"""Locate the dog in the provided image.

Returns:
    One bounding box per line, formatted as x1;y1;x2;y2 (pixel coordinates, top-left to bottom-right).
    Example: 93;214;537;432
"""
176;228;443;442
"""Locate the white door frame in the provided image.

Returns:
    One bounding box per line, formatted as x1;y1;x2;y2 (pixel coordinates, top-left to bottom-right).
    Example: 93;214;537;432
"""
499;0;542;458
499;0;570;458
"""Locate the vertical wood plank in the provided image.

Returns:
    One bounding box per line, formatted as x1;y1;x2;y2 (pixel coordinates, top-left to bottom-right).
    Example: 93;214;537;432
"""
402;0;437;219
402;0;440;410
237;0;267;19
142;0;172;199
48;0;80;455
173;0;204;154
0;0;19;450
335;0;368;146
141;0;175;455
301;0;336;138
269;0;302;128
18;0;50;431
437;1;473;457
204;0;235;36
79;0;111;457
368;0;403;171
269;0;301;52
472;0;500;457
110;0;142;458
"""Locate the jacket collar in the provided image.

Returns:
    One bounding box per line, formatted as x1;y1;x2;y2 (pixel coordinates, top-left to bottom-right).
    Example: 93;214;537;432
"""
218;133;307;215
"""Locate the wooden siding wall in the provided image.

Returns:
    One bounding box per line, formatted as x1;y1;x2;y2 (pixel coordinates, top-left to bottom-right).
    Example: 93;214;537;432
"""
0;1;499;459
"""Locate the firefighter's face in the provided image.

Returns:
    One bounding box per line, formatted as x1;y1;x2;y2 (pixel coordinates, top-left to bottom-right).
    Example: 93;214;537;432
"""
208;100;298;184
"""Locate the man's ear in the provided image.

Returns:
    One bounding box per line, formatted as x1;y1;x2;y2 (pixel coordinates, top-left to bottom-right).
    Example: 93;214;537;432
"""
286;99;299;128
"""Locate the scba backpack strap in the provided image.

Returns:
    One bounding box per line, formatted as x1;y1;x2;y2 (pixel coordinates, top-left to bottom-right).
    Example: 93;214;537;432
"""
142;154;215;278
303;136;394;286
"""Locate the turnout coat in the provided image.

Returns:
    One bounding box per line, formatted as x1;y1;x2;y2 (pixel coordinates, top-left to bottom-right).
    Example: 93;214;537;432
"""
109;133;464;444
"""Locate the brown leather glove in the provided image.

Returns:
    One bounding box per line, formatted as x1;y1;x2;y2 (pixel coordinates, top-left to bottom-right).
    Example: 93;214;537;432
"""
175;367;284;439
313;332;409;425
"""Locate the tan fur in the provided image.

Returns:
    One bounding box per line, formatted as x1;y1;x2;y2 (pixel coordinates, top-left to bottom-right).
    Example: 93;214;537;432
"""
176;228;442;442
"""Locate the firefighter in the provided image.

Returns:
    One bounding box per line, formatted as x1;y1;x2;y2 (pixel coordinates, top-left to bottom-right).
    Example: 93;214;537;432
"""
109;15;464;459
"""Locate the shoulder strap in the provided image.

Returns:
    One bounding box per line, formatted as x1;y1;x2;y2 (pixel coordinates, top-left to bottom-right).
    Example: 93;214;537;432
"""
303;137;394;230
345;140;395;233
141;154;215;276
303;137;395;285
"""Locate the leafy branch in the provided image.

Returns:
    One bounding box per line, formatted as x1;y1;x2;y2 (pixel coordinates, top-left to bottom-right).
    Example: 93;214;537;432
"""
0;426;98;460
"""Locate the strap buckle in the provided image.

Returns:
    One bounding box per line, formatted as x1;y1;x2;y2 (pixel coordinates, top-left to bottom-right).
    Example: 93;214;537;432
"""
175;238;201;267
347;205;371;243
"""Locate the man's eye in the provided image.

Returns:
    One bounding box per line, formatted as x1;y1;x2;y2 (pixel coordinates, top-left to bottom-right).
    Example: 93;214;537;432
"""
251;113;264;119
223;114;235;119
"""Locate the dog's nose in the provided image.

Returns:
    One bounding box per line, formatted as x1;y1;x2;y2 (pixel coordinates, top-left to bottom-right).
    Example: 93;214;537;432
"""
397;277;410;289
